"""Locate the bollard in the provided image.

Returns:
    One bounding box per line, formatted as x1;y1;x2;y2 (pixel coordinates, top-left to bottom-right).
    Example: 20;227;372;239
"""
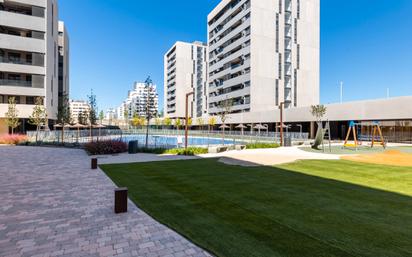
114;188;128;214
91;158;98;169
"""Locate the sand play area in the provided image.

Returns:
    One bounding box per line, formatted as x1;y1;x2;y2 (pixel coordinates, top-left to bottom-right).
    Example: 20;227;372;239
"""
342;150;412;167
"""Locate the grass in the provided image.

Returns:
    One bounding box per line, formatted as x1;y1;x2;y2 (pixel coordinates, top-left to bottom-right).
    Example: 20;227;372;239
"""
246;142;280;149
101;159;412;257
300;145;412;155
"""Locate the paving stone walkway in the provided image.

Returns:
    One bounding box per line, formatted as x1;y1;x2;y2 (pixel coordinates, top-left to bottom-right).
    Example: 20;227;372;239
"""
0;146;212;257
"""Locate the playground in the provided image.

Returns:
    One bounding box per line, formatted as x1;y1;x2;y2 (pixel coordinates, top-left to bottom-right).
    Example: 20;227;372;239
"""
302;120;412;167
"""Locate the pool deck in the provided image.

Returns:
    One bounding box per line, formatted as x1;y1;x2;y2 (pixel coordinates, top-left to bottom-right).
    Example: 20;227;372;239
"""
94;146;342;167
0;146;212;257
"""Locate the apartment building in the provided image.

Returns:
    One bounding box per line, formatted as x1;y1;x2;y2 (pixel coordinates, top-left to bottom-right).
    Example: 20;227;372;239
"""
117;82;159;120
58;21;69;106
164;41;208;119
207;0;319;117
0;0;66;134
69;100;89;123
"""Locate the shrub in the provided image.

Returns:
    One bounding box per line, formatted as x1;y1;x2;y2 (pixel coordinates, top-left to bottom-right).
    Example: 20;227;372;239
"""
136;147;168;154
165;147;208;156
246;142;280;149
0;134;28;145
84;140;128;155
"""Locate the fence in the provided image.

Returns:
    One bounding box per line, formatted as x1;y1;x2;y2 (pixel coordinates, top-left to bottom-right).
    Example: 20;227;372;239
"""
26;128;309;148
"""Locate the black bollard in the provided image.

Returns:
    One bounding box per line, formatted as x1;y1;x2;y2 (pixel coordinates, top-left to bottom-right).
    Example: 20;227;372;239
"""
114;188;128;214
91;158;98;169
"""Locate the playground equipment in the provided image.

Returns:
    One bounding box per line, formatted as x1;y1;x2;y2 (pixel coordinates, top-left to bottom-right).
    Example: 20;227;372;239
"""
311;120;331;152
344;121;386;149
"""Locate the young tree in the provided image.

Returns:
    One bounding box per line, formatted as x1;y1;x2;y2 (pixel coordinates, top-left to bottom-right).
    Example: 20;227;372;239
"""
186;117;193;127
123;109;129;130
163;117;172;129
310;105;327;123
208;116;217;132
78;110;89;125
155;117;161;130
5;97;20;135
218;98;233;143
99;110;104;125
57;94;71;143
144;76;158;148
29;97;47;143
88;89;98;126
175;118;182;130
197;117;204;131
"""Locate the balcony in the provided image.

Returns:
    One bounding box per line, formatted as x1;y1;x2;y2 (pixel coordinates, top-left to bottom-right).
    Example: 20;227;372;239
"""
0;10;45;32
0;33;45;53
0;78;43;88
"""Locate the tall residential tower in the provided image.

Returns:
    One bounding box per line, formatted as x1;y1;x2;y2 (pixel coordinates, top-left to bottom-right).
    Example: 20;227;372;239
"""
164;41;208;119
0;0;67;133
207;0;319;116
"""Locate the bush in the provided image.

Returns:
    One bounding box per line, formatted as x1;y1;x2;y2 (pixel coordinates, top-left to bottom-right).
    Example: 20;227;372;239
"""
246;142;280;149
136;147;168;154
0;134;28;145
165;147;208;156
84;140;128;155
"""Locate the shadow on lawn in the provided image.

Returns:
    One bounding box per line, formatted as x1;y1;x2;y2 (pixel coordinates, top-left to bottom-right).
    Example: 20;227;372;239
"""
101;157;412;257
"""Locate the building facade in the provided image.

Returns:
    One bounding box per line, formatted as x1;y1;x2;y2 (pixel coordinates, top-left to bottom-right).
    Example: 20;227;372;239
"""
207;0;319;117
57;21;69;107
0;0;67;134
117;82;159;120
164;41;208;119
69;100;90;124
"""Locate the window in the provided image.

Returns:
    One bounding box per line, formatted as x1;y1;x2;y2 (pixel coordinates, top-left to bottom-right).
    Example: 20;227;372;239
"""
278;53;282;79
294;18;298;44
276;14;279;52
0;95;4;104
279;0;282;14
297;0;301;19
294;69;297;107
297;44;300;69
26;96;35;105
275;79;279;106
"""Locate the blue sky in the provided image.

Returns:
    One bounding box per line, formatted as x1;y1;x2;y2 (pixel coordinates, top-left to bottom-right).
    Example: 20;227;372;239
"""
59;0;412;112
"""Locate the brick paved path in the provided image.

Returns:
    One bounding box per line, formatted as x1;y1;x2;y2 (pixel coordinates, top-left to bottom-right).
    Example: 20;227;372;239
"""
0;146;212;257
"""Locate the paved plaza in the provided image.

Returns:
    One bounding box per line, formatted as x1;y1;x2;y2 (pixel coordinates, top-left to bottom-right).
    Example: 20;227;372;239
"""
0;146;212;257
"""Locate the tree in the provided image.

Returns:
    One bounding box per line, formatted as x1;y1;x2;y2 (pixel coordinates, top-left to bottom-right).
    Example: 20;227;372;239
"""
175;118;182;130
155;117;161;129
57;94;71;144
163;117;172;128
144;76;158;148
197;117;204;130
78;110;89;125
88;89;98;126
218;98;233;143
310;105;327;123
123;109;129;130
29;97;47;143
208;116;217;132
186;117;193;127
99;110;104;125
5;97;20;135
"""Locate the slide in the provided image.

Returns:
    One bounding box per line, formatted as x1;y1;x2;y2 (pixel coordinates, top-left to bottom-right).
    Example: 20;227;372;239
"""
311;126;324;150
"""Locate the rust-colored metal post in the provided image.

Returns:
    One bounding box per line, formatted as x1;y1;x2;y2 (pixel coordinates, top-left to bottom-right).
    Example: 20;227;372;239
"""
279;102;284;146
185;92;194;150
114;188;128;214
91;158;98;169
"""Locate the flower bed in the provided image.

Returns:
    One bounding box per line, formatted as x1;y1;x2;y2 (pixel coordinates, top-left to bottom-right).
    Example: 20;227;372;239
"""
0;134;28;145
84;140;128;155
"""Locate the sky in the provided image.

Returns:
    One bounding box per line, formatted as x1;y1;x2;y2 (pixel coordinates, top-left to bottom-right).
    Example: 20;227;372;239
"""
58;0;412;112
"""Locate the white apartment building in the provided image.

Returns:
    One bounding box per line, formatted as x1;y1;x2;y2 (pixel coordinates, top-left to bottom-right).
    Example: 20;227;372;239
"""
0;0;66;134
117;82;159;120
207;0;319;117
164;41;208;119
69;100;90;124
58;21;69;106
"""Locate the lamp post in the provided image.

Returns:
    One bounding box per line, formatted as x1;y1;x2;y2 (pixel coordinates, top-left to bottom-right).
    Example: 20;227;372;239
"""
279;102;285;146
185;92;194;150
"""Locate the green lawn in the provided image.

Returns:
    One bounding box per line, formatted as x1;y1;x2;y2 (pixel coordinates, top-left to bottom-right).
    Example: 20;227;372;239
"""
101;159;412;257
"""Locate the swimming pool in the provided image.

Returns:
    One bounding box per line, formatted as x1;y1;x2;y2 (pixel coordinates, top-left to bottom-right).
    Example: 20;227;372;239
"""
122;134;238;148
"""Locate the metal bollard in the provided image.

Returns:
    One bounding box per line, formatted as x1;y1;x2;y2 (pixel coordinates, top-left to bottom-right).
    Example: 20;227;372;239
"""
114;188;128;214
91;158;98;169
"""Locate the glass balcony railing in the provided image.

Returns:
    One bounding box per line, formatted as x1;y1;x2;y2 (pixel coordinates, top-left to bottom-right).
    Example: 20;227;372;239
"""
0;79;44;88
0;56;43;66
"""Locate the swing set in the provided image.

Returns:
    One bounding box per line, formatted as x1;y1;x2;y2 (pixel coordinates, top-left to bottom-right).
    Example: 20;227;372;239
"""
344;121;386;150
